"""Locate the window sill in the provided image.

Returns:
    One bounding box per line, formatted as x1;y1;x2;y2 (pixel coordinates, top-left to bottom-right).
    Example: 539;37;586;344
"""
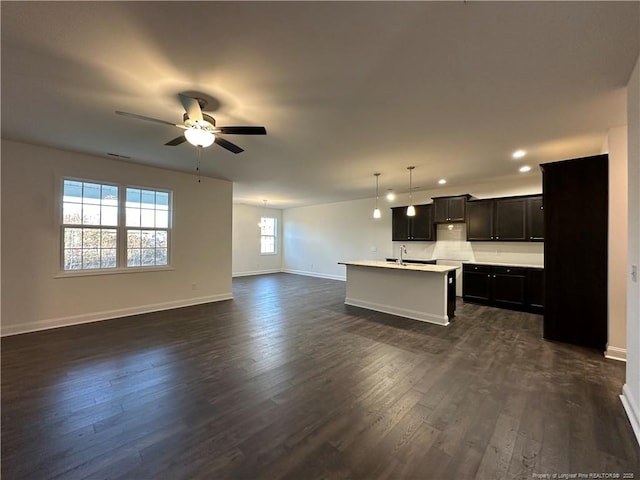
55;265;175;278
260;253;278;256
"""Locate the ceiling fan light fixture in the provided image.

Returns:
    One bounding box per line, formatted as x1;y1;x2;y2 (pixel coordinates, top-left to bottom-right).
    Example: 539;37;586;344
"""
185;128;215;148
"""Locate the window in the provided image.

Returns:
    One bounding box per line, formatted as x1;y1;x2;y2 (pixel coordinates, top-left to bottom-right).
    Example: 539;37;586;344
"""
62;180;119;270
125;188;170;267
260;217;277;254
61;179;171;272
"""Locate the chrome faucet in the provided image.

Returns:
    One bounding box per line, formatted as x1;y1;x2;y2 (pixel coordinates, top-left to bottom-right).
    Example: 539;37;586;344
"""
398;244;408;265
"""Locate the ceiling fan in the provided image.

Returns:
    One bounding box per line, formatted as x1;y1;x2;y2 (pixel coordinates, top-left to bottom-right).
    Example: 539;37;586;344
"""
115;94;266;154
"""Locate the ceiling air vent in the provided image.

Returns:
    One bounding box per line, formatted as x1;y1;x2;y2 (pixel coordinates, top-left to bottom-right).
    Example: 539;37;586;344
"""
107;152;131;159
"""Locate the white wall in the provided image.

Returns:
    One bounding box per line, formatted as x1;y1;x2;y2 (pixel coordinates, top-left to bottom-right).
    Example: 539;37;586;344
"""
623;54;640;444
283;175;543;283
1;140;233;335
607;125;629;361
283;197;392;280
232;203;282;277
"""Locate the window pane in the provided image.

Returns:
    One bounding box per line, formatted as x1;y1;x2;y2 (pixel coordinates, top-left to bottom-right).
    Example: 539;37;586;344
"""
101;206;118;226
63;202;82;224
156;248;168;265
82;228;101;248
64;228;82;248
82;249;100;269
64;249;82;270
261;236;275;254
126;207;140;227
156;231;167;248
141;249;156;266
101;185;118;206
127;248;141;267
82;204;100;225
140;208;155;228
155;210;168;228
63;180;83;200
101;229;117;248
141;190;155;208
101;249;117;268
126;188;141;208
127;230;141;248
156;192;169;210
141;230;156;247
83;183;101;205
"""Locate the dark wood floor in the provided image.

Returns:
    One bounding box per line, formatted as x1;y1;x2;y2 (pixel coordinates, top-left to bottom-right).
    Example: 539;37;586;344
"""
2;273;639;479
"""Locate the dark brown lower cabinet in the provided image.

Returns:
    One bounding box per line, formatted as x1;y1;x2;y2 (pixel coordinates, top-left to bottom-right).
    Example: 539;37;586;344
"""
462;263;543;313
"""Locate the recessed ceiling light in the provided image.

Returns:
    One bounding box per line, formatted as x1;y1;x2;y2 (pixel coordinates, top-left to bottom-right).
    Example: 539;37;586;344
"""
385;189;396;201
519;165;532;173
438;179;447;185
513;150;526;159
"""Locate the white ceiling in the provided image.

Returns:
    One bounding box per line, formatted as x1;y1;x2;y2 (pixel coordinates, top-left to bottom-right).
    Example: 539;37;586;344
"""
2;1;638;208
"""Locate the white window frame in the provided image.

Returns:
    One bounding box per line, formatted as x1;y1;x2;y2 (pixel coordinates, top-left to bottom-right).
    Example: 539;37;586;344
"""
58;177;173;276
124;185;172;269
259;216;277;255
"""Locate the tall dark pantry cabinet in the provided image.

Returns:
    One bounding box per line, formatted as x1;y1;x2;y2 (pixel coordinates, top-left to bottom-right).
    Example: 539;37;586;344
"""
541;154;608;351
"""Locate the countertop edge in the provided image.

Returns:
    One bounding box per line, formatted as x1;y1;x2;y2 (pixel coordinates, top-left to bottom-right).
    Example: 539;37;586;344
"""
339;260;459;273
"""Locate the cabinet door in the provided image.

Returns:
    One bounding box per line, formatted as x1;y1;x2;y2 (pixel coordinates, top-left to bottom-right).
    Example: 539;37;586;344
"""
494;198;527;240
492;266;526;308
447;196;467;222
526;268;544;312
462;264;492;302
466;200;494;241
433;198;449;223
410;204;433;241
391;207;409;241
526;196;544;241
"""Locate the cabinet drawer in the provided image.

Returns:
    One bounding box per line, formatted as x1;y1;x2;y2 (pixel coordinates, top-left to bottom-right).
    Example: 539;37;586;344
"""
463;263;491;273
492;266;526;276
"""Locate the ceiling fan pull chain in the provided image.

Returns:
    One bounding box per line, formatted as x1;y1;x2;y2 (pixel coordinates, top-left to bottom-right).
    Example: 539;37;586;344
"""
196;146;201;183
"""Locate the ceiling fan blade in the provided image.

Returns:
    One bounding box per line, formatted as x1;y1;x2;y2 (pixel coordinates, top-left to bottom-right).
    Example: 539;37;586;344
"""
217;126;267;135
115;111;178;127
179;94;203;122
165;135;187;146
215;136;244;154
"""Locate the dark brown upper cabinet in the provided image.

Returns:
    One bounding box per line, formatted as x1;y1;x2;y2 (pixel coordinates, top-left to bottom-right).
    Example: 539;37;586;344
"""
494;197;527;241
466;200;494;240
466;195;543;242
526;196;544;241
391;204;434;241
432;195;470;223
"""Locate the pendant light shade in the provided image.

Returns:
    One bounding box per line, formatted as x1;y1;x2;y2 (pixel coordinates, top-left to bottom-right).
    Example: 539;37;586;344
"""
406;166;416;217
373;173;381;219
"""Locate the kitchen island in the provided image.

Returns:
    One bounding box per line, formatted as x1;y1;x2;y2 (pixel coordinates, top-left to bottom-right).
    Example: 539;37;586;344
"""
338;260;459;326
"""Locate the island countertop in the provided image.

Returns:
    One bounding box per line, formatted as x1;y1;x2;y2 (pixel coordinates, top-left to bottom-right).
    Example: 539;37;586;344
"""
338;260;459;273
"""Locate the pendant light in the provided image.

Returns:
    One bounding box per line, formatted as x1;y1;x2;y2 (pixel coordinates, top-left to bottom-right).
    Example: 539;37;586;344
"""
373;173;381;219
406;166;416;216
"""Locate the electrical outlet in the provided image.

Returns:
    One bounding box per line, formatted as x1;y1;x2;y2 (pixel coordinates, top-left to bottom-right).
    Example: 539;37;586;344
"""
191;283;197;291
632;264;638;283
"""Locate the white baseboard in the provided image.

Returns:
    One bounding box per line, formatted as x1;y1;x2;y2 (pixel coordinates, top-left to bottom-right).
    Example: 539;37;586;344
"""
0;293;234;337
344;297;449;326
281;268;346;281
621;383;640;446
605;345;627;362
232;269;282;278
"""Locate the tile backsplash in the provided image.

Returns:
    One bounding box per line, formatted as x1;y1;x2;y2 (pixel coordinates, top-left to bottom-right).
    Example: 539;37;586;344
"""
392;223;544;267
